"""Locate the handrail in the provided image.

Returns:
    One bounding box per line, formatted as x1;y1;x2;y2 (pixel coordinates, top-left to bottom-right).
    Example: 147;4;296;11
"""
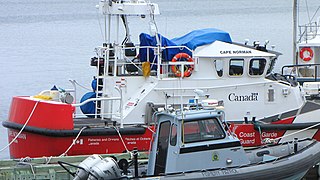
95;44;194;79
72;97;121;107
96;45;193;54
282;64;320;82
298;22;319;43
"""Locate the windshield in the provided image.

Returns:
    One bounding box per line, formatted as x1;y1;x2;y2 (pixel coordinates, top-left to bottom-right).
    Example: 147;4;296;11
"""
183;118;225;143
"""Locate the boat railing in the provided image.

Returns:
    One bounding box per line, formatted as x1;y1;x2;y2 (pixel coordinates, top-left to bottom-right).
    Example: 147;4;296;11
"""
96;44;194;79
282;64;320;81
72;97;121;107
298;22;319;43
66;79;124;125
72;97;121;116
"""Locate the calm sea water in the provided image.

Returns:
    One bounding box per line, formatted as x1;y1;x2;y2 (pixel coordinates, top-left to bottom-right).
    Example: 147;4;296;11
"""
0;0;318;160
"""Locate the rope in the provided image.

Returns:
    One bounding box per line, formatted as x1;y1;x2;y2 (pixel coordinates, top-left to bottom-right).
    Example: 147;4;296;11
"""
95;6;105;43
44;156;53;164
310;6;320;22
143;125;155;134
73;80;92;91
17;157;36;178
305;0;311;23
113;127;130;153
59;126;88;157
19;162;36;179
0;100;40;153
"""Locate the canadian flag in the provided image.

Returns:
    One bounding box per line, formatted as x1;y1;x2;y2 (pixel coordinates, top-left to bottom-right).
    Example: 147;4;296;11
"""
74;139;83;145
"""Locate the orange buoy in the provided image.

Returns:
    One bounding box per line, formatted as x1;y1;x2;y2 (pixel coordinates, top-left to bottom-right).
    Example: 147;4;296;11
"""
171;53;194;77
299;47;313;61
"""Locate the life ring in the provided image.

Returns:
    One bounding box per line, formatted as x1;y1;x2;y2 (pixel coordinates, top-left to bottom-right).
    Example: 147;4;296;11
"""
299;47;313;61
171;53;194;77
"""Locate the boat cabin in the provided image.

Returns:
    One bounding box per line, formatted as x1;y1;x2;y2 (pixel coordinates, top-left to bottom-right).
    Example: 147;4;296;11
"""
147;109;249;175
87;30;303;128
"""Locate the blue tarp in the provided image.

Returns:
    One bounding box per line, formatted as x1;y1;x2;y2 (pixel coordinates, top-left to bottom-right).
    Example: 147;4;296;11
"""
139;33;191;63
171;28;232;50
139;28;232;62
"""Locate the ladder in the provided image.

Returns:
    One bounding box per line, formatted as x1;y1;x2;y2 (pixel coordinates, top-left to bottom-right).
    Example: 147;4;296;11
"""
94;44;114;119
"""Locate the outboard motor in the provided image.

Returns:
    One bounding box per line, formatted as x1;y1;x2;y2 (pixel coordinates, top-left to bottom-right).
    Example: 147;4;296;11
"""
88;157;122;180
73;154;103;180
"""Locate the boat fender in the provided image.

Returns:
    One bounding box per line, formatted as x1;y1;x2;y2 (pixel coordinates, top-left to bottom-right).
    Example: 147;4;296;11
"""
142;61;151;77
91;78;97;92
299;47;313;61
171;53;194;77
91;78;103;92
80;92;96;118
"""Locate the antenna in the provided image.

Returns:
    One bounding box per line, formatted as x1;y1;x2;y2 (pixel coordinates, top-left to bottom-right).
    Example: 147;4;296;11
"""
194;89;205;109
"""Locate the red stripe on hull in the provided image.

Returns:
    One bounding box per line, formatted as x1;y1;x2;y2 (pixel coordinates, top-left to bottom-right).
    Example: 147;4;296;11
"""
8;127;154;158
312;130;320;141
229;123;286;146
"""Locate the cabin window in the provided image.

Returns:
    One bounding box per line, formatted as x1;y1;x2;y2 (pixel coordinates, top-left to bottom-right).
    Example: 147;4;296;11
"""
267;58;277;75
183;118;225;143
214;59;224;77
249;58;266;76
229;59;244;76
155;121;171;175
170;124;177;146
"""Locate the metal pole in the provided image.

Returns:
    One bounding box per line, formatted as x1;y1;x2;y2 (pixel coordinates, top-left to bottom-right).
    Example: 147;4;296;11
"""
114;86;123;128
133;148;138;177
293;0;298;64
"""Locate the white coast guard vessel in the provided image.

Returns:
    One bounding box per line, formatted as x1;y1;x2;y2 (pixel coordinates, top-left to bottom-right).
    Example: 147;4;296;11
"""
2;0;320;158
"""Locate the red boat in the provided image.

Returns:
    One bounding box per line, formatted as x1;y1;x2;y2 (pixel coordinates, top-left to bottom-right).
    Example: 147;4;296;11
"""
4;96;320;158
3;0;320;158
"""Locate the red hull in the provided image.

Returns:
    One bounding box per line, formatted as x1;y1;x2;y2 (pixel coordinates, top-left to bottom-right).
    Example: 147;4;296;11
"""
5;96;320;158
7;129;153;158
6;97;154;158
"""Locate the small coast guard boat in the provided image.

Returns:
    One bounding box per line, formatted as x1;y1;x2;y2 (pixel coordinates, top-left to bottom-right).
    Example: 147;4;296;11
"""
67;106;320;180
3;0;320;158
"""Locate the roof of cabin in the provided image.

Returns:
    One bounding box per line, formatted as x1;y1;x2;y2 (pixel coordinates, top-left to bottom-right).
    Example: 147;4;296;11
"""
299;36;320;47
194;41;277;58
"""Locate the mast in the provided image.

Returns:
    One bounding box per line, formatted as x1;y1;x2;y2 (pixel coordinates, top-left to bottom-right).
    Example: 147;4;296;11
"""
293;0;298;64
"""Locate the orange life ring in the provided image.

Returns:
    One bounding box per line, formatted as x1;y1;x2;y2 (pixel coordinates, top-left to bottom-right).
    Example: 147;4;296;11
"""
299;47;313;61
171;53;194;77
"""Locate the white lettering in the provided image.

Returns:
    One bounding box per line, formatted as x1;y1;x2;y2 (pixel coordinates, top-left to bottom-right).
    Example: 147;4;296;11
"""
219;50;252;55
261;132;278;138
239;132;255;138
